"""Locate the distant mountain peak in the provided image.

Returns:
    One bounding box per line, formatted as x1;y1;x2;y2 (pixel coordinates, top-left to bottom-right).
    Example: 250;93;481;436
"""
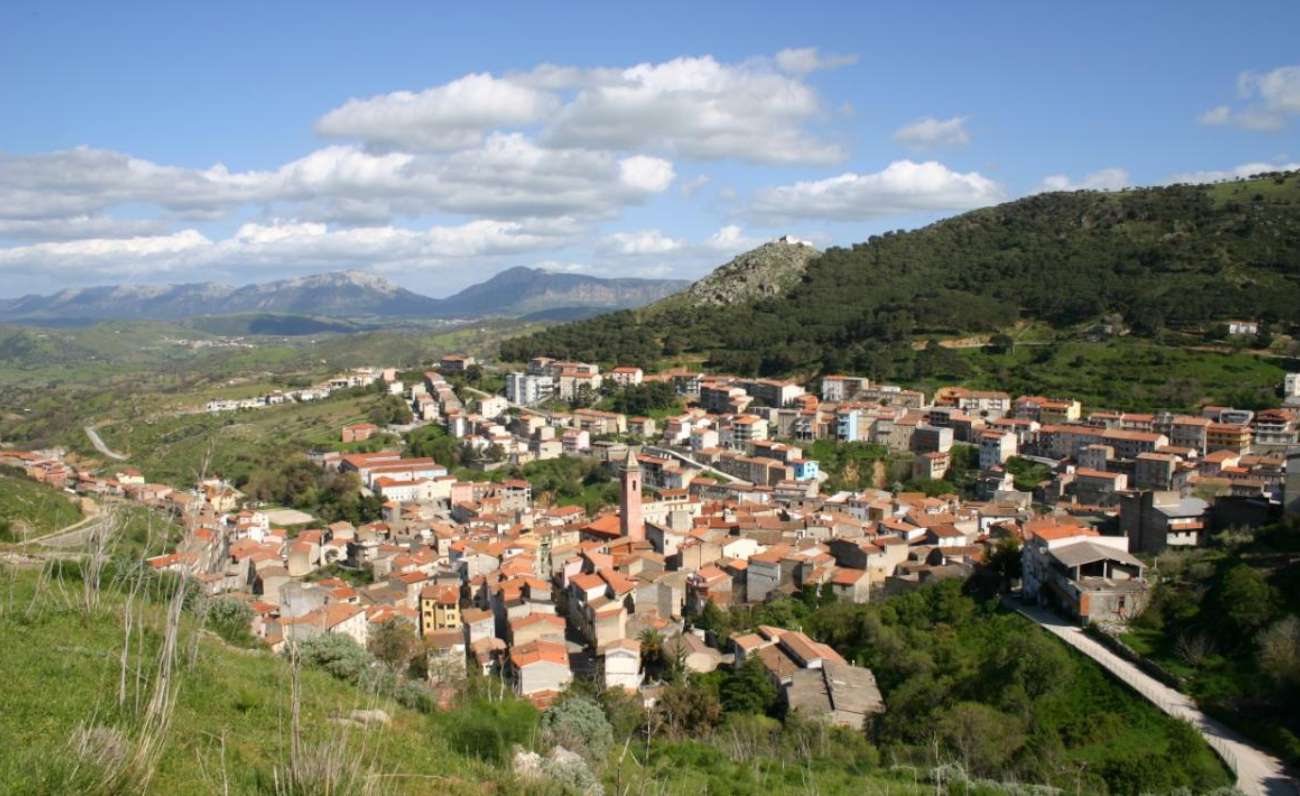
0;266;687;323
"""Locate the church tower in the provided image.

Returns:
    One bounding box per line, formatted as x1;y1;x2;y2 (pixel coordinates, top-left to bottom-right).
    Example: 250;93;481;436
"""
619;446;644;541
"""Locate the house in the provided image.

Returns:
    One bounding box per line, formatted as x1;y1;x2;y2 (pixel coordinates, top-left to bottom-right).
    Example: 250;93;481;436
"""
600;638;643;692
508;640;572;700
609;366;644;387
439;354;475;373
1119;491;1209;554
418;585;462;637
828;567;870;603
1022;523;1148;625
342;423;379;443
1227;320;1259;336
783;661;884;729
978;431;1017;470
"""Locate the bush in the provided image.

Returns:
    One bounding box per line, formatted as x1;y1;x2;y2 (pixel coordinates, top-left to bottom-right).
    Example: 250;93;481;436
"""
540;696;614;762
1258;616;1300;690
438;697;539;763
294;634;372;683
205;597;255;647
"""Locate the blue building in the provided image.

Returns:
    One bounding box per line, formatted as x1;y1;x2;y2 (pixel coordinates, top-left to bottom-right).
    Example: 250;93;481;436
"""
793;460;821;482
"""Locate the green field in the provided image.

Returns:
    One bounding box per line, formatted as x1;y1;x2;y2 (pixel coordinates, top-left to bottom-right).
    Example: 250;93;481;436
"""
91;391;388;487
0;471;82;539
914;337;1289;413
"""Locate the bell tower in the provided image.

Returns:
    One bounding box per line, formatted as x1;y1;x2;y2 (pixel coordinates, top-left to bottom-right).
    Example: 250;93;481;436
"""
619;446;644;541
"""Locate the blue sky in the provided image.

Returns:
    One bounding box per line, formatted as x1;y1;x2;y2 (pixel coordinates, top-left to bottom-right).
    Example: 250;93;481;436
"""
1;0;1298;297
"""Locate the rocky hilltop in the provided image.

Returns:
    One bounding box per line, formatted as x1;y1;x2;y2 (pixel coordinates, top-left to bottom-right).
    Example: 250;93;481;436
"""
680;236;820;307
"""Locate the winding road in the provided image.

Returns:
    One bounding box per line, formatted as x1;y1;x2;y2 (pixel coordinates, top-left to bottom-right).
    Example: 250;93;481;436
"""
1016;603;1295;796
84;425;128;461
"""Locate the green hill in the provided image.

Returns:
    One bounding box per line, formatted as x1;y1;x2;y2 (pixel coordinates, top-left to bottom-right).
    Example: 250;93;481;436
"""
0;470;82;540
501;171;1300;388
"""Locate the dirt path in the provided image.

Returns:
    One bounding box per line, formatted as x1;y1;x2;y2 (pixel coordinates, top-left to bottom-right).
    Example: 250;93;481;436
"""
1016;603;1295;796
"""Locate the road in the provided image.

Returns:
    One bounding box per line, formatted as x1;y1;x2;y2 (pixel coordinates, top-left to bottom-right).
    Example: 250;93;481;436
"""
84;425;128;461
1016;602;1296;796
23;499;106;549
642;445;749;485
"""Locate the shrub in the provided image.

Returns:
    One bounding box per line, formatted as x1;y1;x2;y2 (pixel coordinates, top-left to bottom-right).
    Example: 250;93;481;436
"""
1258;616;1300;690
539;696;614;762
294;634;372;683
206;597;255;647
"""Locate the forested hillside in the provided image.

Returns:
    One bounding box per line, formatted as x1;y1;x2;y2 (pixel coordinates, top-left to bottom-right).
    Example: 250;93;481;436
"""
501;171;1300;379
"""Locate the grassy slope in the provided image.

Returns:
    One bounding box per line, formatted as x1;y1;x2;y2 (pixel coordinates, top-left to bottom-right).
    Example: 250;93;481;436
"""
92;393;382;487
0;565;942;796
0;567;498;796
0;471;82;537
934;337;1286;412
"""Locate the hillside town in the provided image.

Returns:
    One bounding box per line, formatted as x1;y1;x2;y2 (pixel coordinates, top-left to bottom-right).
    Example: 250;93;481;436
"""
9;352;1300;725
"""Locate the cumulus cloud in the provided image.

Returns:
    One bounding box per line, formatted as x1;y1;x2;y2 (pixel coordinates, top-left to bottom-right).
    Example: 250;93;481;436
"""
315;73;559;151
1200;65;1300;131
1198;105;1231;126
313;54;846;165
0;218;573;281
1168;161;1300;184
680;174;711;197
1038;167;1130;192
894;116;970;149
0;138;674;227
0;215;170;242
541;55;844;164
599;229;685;255
750;160;1002;221
774;47;858;75
705;224;760;251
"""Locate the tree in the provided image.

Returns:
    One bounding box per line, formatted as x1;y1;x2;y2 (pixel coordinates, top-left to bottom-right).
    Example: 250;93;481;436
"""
719;657;778;716
369;619;419;671
986;538;1022;593
1214;564;1276;642
936;702;1026;776
654;680;722;739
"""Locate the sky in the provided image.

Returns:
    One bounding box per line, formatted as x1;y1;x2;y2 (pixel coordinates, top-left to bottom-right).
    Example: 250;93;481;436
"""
1;0;1299;298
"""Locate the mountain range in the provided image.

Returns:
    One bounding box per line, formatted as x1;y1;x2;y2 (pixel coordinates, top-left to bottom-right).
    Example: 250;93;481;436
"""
0;267;688;324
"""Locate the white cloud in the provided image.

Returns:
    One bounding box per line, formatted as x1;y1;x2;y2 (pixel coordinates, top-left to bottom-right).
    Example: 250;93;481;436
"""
599;229;685;256
534;260;591;273
705;224;760;252
680;175;711;197
1198;105;1231;126
542;55;844;164
0;215;169;242
0;218;574;281
1201;65;1300;131
1038;167;1130;192
315;73;559;151
750;160;1003;221
312;53;846;165
774;47;858;75
0;138;674;227
894;116;970;150
1168;161;1300;184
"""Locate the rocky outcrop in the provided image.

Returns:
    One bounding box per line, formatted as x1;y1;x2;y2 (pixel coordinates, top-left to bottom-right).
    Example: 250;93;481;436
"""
680;236;820;307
